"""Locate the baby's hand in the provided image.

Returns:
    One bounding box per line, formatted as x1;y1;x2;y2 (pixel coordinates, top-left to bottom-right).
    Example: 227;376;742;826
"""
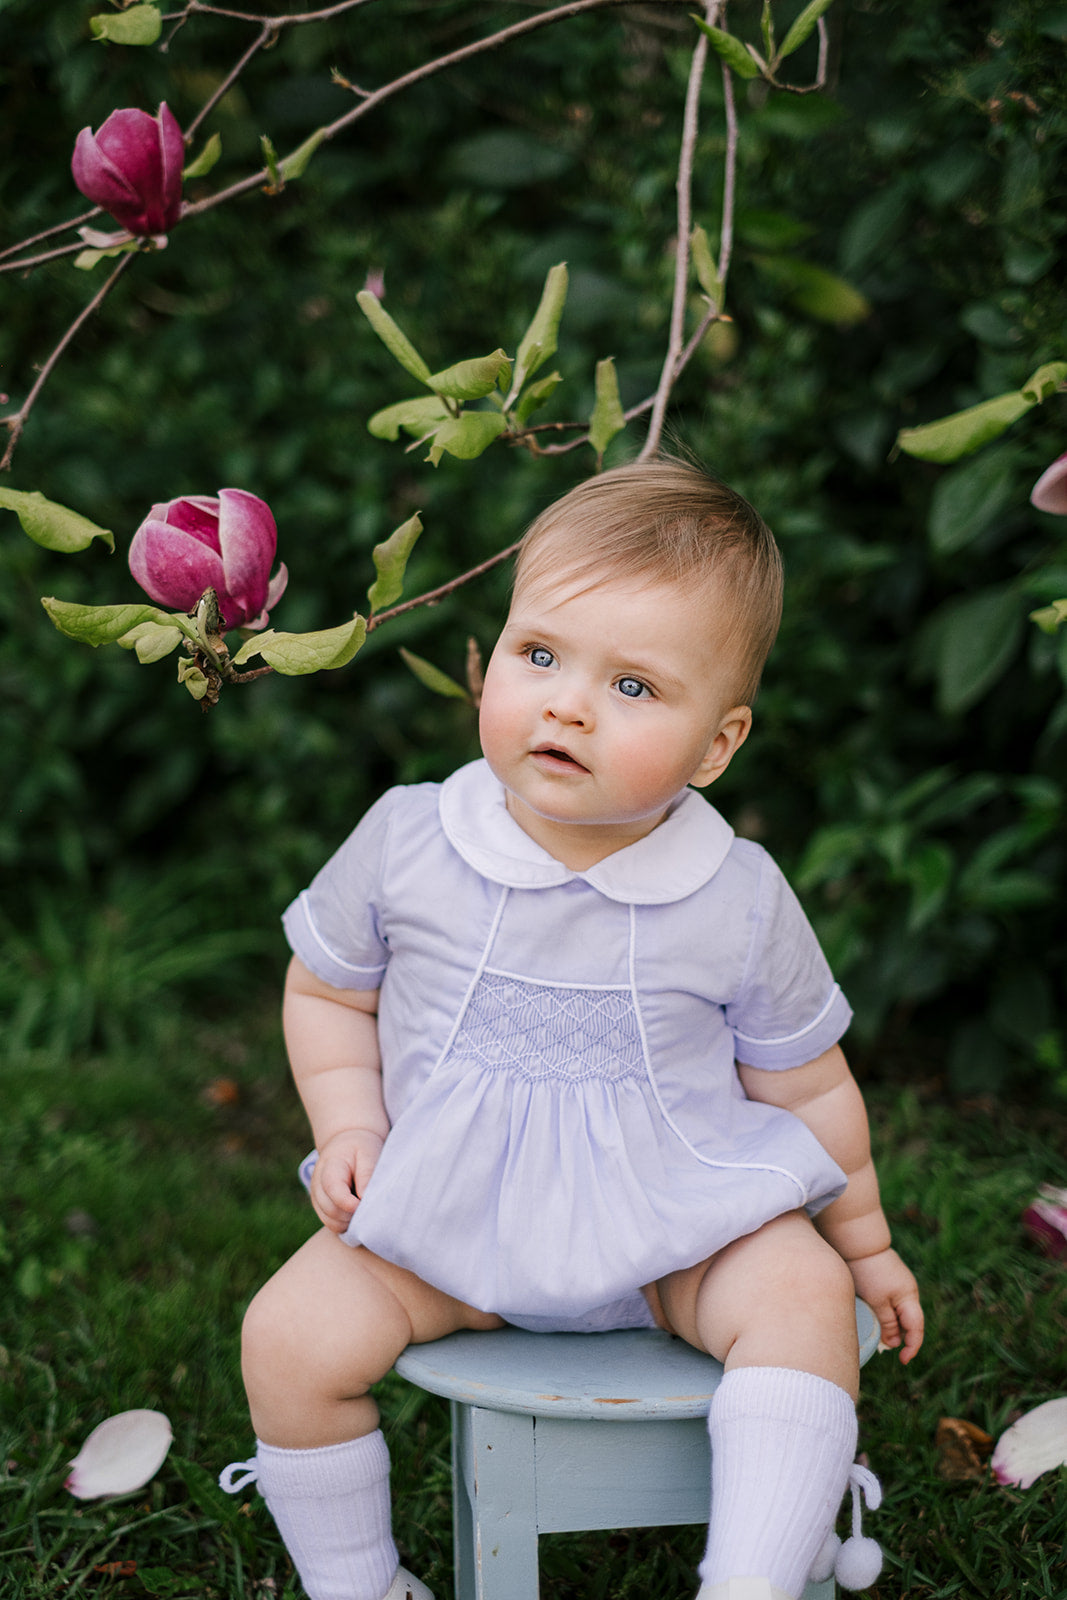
310;1128;385;1233
847;1246;924;1365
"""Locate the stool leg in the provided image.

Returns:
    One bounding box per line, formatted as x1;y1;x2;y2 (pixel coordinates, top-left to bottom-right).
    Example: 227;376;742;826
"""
452;1402;540;1600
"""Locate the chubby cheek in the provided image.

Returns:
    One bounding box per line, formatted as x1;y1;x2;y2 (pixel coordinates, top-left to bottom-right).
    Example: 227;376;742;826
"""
477;656;522;773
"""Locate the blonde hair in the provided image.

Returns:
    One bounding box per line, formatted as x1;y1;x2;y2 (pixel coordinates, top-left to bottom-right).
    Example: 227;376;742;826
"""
513;458;783;704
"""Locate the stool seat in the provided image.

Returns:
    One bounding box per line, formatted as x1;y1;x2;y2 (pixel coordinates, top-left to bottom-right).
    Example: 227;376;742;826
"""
395;1301;880;1600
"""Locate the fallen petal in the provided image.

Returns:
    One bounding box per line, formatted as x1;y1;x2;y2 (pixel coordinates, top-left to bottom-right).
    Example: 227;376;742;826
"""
1031;450;1067;515
1022;1185;1067;1261
65;1409;172;1499
992;1397;1067;1489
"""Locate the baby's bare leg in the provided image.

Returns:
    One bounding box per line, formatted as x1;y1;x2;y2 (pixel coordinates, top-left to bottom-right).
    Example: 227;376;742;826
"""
658;1208;859;1397
242;1228;503;1448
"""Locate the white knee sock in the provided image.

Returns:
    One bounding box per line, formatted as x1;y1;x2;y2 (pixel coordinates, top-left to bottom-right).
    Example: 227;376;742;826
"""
698;1366;857;1600
253;1430;399;1600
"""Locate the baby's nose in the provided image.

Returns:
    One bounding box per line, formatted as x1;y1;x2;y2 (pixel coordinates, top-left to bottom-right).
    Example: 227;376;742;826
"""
544;678;592;726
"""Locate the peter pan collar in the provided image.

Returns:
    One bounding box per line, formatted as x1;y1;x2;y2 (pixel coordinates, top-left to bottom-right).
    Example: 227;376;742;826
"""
438;758;735;904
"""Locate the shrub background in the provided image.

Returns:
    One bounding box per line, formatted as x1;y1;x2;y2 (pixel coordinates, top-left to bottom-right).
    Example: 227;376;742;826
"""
1;0;1065;1099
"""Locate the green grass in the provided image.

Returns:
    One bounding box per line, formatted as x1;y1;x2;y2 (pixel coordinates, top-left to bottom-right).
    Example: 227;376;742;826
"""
2;969;1066;1598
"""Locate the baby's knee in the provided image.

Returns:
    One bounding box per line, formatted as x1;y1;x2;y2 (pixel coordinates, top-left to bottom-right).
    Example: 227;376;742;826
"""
241;1279;302;1391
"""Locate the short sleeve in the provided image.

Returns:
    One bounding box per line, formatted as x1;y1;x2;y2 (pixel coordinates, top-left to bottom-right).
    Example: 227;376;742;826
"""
725;848;852;1070
281;790;397;990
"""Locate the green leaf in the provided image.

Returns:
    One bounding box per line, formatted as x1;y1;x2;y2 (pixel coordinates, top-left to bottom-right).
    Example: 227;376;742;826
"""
183;133;222;181
279;127;328;182
368;513;423;613
934;585;1024;714
1030;598;1067;634
1020;359;1067;404
426;349;511;402
356;292;433;384
514;370;562;426
777;0;834;62
74;241;139;271
896;361;1065;464
41;598;194;647
177;658;210;700
511;263;569;397
367;395;451;442
690;226;723;309
231;615;367;676
89;4;161;44
588;358;626;459
896;392;1033;464
117;620;186;663
259;135;280;189
760;0;775;59
690;18;762;78
927;446;1019;555
904;841;953;933
795;823;869;890
0;489;114;553
754;256;869;324
399;648;470;702
426;412;507;466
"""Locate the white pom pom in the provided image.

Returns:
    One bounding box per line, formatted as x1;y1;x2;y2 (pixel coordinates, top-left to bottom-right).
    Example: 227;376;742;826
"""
835;1534;883;1590
808;1529;841;1583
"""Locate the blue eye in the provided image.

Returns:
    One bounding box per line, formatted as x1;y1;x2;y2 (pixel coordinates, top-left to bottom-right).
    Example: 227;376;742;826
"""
529;647;555;668
617;677;648;699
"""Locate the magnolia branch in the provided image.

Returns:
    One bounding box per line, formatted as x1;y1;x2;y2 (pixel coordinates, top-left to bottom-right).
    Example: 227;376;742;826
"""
367;540;523;632
639;0;719;462
1;252;138;472
0;0;681;470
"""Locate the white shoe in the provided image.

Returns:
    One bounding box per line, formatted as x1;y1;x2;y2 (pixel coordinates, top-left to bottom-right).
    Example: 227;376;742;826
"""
382;1568;434;1600
695;1581;793;1600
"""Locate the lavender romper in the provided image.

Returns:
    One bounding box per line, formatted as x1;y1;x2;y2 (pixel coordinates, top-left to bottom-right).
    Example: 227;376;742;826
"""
282;758;851;1331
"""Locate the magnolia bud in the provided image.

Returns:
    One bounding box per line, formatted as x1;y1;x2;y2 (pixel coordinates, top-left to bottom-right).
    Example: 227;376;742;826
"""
72;103;184;236
129;489;288;630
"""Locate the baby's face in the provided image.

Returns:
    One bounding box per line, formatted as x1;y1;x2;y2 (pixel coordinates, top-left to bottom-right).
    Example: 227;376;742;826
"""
478;561;752;868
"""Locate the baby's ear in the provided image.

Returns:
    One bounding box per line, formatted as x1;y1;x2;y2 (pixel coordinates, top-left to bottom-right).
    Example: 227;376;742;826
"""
690;706;752;788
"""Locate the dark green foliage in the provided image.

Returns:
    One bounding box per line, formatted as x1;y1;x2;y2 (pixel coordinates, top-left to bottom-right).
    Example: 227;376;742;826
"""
1;0;1065;1099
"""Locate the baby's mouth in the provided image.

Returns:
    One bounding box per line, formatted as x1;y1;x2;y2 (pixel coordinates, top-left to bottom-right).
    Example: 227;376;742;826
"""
532;744;588;771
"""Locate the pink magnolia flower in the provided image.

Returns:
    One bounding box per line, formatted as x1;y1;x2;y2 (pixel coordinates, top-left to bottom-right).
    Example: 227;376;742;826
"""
129;489;288;630
72;103;184;237
1030;450;1067;515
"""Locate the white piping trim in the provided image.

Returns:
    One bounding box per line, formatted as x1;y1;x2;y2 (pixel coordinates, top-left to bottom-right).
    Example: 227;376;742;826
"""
482;964;629;993
430;884;511;1075
732;983;843;1047
296;890;387;978
628;902;808;1202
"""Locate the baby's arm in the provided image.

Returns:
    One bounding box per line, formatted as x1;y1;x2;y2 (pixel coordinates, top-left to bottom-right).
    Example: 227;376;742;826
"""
738;1044;924;1363
283;954;390;1233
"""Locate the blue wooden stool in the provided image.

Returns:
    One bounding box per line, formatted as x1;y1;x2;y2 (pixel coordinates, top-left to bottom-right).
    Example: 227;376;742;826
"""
395;1301;880;1600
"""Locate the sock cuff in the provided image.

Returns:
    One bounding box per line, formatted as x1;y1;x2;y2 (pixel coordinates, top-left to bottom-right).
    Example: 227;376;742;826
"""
254;1429;391;1497
710;1366;857;1434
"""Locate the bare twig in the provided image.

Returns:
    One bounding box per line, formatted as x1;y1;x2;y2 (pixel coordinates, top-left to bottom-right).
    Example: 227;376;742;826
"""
366;539;522;631
1;252;138;471
0;207;102;266
638;0;720;460
178;0;677;223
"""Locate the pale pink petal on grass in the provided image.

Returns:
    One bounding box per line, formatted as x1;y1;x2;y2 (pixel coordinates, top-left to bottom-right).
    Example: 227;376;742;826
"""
65;1409;173;1499
1030;451;1067;515
992;1397;1067;1489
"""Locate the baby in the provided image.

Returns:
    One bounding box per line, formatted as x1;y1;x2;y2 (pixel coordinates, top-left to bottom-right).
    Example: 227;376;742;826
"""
227;459;923;1600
